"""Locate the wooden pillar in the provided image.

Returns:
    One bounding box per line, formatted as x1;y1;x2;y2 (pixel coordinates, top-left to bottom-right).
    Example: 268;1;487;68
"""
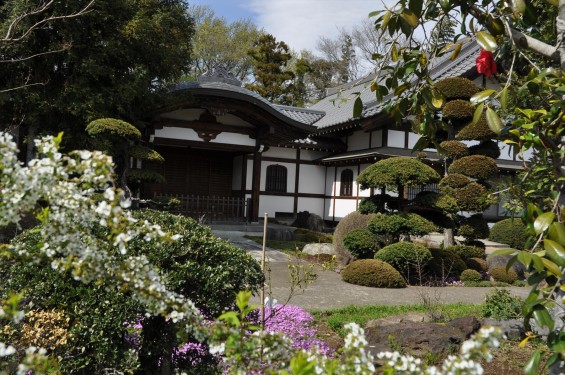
293;149;300;216
251;150;262;221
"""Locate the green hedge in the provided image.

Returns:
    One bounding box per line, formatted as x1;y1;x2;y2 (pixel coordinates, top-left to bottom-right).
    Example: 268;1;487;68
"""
445;245;486;260
341;259;407;288
489;266;519;284
343;228;381;259
368;212;437;243
488;218;529;249
374;242;432;279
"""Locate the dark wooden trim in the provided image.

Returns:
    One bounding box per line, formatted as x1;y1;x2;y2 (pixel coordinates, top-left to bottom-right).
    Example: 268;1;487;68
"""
241;190;327;199
404;130;409;149
332;166;337;222
382;127;388;147
153;137;256;152
356;164;361;209
251;151;261;221
369;131;373;148
157;118;255;136
293;149;300;215
245;155;320;165
323;166;328;220
329;196;360;200
240;155;247;194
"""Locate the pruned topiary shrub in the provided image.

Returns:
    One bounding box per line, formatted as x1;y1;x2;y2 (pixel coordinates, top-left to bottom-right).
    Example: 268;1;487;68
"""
446;182;491;212
358;194;395;214
442;100;475;121
434;77;479;100
374;242;432;280
468;140;501;159
466;257;488;272
439;173;471;190
341;259;407;288
448;155;498;181
412;192;459;214
333;211;376;265
458;214;489;241
456;113;497;141
368;212;438;244
357;157;441;191
439;140;469;159
427;248;467;279
343;229;381;259
86;118;142;140
460;269;483;282
445;245;486;260
488;218;529;249
489;266;519;284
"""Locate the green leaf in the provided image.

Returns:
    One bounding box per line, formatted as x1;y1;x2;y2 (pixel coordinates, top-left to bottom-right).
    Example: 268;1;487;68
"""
450;43;462;61
431;88;444;109
534;212;555;234
472;103;484;125
476;30;498;51
218;311;240;327
532;305;554;331
353;97;363;118
541;258;563;277
544;239;565;267
391;43;399;62
517;251;532;267
401;9;419;28
500;86;508;112
409;0;424;17
524;349;543;375
412;136;430;152
490;248;518;257
236;290;251;312
512;0;527;14
381;11;392;30
486;107;504;134
470;89;497;104
548;222;565;244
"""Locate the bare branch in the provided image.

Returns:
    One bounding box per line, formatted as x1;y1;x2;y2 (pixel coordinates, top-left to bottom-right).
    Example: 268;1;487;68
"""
0;45;69;63
510;29;559;61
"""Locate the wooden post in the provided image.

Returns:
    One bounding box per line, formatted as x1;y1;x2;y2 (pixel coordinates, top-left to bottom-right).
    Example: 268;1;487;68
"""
251;151;262;221
261;213;268;330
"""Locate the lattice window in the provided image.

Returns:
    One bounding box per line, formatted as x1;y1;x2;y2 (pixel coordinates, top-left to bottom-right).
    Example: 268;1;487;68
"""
340;169;354;196
266;164;287;192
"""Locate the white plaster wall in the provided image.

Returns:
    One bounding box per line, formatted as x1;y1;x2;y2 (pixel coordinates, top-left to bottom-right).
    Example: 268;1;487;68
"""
323;198;333;220
232;156;243;190
388;130;405;148
300;150;331;161
498;141;514;160
298;165;326;194
155;127;200;141
246;159;253;190
370;130;383;148
330;199;358;220
325;167;336;196
259;196;294;216
261;162;295;192
408;132;436;152
161;109;204;121
347;130;370;151
297;197;325;217
358;163;372;197
211;132;255;146
520;147;533;161
263;147;296;159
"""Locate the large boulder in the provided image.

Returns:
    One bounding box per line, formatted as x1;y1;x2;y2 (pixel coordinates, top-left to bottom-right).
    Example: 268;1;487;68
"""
448;316;481;339
302;243;335;256
292;211;325;232
481;318;525;341
486;253;526;279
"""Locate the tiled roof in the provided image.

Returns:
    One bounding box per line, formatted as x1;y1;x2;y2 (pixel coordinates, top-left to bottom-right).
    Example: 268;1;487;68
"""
310;40;480;129
274;105;326;125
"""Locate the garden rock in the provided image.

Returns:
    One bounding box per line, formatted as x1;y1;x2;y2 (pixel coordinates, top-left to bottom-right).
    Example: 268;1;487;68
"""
481;318;524;341
486;254;526;278
292;211;325;232
302;243;335;256
448;316;481;339
365;313;430;329
365;321;465;358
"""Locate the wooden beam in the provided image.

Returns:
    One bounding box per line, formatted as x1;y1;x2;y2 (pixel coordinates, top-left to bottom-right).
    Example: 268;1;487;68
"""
293;149;300;215
251;151;262;221
153;137;256;152
158;118;255;136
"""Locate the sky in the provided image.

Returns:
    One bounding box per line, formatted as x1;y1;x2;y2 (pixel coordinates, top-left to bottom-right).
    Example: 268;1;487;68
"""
189;0;389;54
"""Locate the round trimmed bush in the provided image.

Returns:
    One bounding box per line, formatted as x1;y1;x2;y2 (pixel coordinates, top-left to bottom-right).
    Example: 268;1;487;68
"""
469;140;501;159
86;118;141;140
374;242;432;278
460;269;483;282
333;211;376;265
357;157;440;191
445;245;486;260
368;212;438;243
448;155;498;181
442;100;475;121
458;214;489;240
434;77;479;100
343;229;381;259
489;266;519;284
439;140;469;158
439;173;471;190
448;182;491;212
456;113;497;141
427;248;467;278
341;259;407;288
466;257;488;272
488;218;529;249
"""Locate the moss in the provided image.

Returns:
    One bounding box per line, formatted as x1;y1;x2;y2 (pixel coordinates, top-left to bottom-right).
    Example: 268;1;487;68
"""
489;266;519;283
427;248;467;278
445;245;486;260
458;214;489;241
456;113;497;141
86;118;141;141
439;173;471;190
333;212;376;265
460;269;483;282
434;77;478;100
448;155;498;180
465;257;488;272
439;140;469;158
343;229;381;259
374;242;432;278
468;140;501;159
357;157;440;191
488;218;529;249
341;259;407;288
442;99;475;121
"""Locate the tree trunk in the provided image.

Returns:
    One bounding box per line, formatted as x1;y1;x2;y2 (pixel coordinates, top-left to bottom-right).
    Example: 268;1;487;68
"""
443;228;454;248
25;124;37;163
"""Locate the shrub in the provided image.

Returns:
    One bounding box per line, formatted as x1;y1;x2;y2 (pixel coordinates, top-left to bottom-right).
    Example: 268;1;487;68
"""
434;77;479;100
358;194;395;214
464;239;486;249
368;212;438;243
374;242;432;280
483;289;523;320
341;259;407;288
439;173;471;190
442;100;475;122
488;218;529;249
465;257;488;272
456;113;497;141
445;245;486;260
356;157;440;191
458;214;489;240
412;192;459;214
343;229;381;259
468;140;501;159
427;248;467;279
448;155;498;181
294;228;332;243
460;269;483;282
489;266;519;284
333;211;376;265
439;140;469;158
86;118;141;140
446;182;491;212
465;281;510;287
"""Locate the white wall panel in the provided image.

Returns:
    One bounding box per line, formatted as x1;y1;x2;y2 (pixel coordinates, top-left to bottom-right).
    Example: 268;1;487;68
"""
212;132;255;146
332;199;358;220
299;165;326;194
297;198;325;217
155;127;200;141
388;130;405;148
259;196;294;216
246;159;253;189
347;130;370;151
325;167;336;196
300;150;330;161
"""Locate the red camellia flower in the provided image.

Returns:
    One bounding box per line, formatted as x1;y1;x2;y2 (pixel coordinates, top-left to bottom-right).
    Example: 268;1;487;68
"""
476;49;497;77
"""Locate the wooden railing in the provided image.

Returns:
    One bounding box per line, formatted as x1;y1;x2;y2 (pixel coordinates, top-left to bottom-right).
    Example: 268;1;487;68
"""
154;193;248;222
